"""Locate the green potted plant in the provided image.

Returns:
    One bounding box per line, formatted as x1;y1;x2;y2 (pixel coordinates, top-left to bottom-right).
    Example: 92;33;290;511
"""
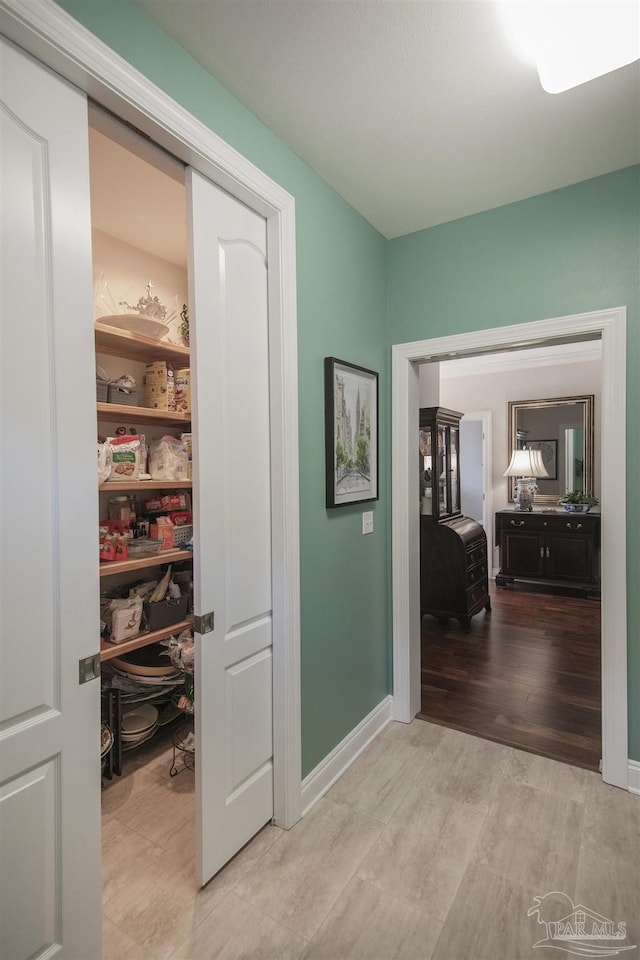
558;490;599;513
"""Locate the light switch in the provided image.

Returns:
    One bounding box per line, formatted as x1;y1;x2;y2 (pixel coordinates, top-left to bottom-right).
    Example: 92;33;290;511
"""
362;511;373;535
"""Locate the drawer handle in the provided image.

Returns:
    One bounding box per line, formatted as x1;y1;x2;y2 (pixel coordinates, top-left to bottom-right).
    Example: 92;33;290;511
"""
546;546;550;558
540;547;544;558
510;520;525;527
565;522;583;530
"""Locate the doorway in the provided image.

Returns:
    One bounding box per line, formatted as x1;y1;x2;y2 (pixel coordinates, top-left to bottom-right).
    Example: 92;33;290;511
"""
391;309;628;789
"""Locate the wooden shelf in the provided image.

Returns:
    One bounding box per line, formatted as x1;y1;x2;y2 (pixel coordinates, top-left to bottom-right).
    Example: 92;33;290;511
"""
95;322;190;364
100;617;194;661
97;402;191;426
99;549;193;577
99;480;192;492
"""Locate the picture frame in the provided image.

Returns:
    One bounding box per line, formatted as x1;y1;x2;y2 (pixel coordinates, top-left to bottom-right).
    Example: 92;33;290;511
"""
527;439;558;480
324;357;378;508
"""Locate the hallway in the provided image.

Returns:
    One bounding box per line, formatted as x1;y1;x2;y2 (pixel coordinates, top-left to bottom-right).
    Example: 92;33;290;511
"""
102;718;637;959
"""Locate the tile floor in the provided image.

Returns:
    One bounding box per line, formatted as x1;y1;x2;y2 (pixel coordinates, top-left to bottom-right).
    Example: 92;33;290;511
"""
102;720;639;960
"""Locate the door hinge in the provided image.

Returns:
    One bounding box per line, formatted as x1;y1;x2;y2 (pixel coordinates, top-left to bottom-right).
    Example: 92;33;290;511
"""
194;611;215;634
79;654;101;684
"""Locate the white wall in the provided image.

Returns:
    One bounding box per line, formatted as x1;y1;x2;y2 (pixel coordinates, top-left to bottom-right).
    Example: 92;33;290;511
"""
440;357;601;570
92;229;188;345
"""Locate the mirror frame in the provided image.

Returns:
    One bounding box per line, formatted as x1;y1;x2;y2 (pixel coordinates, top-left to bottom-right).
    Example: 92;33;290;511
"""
507;394;595;505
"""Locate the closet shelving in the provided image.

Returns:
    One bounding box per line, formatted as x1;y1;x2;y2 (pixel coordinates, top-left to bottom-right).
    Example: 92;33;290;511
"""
97;322;194;677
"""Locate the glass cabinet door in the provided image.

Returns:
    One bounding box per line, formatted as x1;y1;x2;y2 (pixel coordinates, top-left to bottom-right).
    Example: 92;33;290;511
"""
450;426;460;515
437;425;448;516
419;406;463;522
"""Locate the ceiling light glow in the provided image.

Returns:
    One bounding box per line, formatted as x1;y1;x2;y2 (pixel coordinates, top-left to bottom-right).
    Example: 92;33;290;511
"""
500;1;640;94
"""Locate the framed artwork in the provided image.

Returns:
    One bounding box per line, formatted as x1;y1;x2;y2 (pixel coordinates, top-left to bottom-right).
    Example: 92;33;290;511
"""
324;357;378;508
527;439;558;480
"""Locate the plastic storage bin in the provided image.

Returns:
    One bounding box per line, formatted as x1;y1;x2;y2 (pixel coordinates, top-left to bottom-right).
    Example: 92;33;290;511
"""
144;594;189;631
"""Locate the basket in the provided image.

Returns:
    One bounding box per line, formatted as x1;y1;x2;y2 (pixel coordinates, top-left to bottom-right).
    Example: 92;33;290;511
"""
108;383;138;406
144;594;189;631
172;524;193;547
96;378;109;402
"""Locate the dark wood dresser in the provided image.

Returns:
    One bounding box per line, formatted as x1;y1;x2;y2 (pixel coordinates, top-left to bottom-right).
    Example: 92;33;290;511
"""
419;406;491;628
420;515;491;628
495;509;601;596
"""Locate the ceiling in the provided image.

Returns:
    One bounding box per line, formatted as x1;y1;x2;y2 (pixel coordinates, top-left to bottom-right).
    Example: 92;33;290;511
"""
88;121;187;267
135;0;639;239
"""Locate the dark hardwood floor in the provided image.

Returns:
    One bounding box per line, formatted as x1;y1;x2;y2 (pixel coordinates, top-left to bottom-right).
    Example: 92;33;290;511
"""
419;582;601;770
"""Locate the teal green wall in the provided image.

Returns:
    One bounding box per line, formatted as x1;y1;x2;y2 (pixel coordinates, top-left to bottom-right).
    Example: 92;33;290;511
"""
56;0;390;776
55;0;640;767
388;167;640;760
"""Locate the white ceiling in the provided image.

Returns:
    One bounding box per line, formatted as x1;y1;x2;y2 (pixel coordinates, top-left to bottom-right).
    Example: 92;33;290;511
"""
135;0;640;239
88;121;187;267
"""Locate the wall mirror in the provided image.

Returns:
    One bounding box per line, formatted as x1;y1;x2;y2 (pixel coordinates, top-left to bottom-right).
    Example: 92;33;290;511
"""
507;395;595;504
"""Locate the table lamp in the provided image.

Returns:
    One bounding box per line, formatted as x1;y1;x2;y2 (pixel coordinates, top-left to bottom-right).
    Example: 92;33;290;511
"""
503;448;549;511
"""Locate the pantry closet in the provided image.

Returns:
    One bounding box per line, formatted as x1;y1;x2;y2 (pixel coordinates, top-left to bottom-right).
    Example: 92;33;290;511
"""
1;16;300;957
91;105;276;881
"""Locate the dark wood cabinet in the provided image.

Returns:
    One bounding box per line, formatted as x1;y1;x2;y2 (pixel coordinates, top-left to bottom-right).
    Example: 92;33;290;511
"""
419;407;491;628
495;509;600;595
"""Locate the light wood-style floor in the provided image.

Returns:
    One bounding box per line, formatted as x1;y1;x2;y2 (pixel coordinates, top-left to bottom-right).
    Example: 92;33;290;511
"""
102;720;639;959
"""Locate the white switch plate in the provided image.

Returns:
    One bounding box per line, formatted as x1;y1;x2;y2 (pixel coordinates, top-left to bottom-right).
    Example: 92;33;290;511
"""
362;511;373;535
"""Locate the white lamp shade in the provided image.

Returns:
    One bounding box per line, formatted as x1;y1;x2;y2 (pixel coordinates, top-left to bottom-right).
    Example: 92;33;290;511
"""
504;448;549;478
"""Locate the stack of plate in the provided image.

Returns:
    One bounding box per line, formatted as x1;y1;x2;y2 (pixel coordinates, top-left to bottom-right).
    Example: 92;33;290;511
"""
111;644;182;684
120;703;159;750
101;723;114;759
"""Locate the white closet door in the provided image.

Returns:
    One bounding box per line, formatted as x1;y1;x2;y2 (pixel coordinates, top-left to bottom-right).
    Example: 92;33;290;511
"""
187;170;273;885
0;38;101;960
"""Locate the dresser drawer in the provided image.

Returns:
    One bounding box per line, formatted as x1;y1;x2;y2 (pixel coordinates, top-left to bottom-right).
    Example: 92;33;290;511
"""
467;561;487;587
501;514;544;532
467;580;488;609
466;542;486;567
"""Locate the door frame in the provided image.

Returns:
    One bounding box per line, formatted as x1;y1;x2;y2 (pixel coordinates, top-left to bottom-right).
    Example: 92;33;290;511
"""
0;0;302;827
391;307;628;789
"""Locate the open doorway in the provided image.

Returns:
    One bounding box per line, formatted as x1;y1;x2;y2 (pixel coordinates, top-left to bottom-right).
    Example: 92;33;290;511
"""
415;342;602;769
391;308;628;789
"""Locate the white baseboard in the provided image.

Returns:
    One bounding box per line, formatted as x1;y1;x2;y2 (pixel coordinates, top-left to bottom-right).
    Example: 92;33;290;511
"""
628;760;640;796
301;696;393;816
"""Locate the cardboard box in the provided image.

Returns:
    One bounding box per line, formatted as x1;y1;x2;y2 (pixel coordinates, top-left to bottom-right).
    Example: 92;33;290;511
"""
150;518;174;550
161;493;191;511
174;368;191;414
145;361;175;411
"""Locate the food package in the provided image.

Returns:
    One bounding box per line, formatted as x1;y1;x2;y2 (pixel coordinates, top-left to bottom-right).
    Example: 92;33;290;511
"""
161;493;191;511
145;361;175;411
99;528;129;562
150;517;174;550
143;496;164;513
105;435;141;481
98;442;112;483
167;510;191;526
174;368;191;414
108;594;143;643
149;435;188;481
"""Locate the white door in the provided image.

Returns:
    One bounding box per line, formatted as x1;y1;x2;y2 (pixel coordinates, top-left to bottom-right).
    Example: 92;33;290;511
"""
0;38;102;960
460;416;484;525
187;170;273;885
460;412;492;530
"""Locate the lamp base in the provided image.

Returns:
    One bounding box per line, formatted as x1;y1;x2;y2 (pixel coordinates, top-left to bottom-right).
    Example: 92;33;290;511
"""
514;478;537;512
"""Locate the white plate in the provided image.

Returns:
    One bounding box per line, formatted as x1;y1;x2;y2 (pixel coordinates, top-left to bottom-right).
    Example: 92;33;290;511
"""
99;313;169;340
121;703;158;735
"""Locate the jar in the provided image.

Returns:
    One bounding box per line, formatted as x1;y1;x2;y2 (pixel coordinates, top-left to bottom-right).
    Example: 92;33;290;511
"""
109;496;134;521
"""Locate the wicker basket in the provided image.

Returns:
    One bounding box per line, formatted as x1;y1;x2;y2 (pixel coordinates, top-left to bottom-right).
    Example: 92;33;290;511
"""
108;383;138;406
96;378;109;402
